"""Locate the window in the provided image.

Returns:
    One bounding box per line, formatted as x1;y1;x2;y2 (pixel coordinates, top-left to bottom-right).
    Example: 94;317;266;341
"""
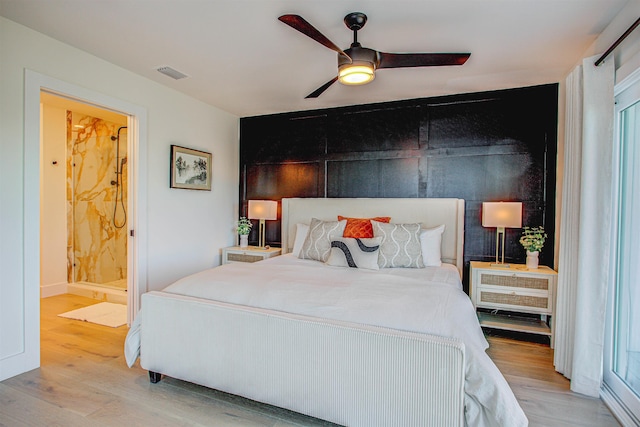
604;72;640;423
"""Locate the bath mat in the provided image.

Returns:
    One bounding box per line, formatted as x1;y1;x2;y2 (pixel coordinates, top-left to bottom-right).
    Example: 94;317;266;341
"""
58;302;127;328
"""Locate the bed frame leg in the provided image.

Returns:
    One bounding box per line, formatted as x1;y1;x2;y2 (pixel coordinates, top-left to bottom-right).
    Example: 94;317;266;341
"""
149;371;162;384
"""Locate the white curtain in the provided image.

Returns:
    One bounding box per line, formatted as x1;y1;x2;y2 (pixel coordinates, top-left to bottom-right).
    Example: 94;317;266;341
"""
554;54;615;397
554;65;583;378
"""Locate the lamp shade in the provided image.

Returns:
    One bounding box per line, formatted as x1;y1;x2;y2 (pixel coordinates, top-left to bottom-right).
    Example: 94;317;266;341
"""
482;202;522;228
248;200;277;220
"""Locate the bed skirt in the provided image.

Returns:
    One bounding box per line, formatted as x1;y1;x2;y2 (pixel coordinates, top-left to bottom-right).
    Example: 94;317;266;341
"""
140;291;466;427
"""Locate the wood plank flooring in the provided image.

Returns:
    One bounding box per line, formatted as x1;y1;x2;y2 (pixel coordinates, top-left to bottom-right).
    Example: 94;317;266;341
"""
486;335;619;426
0;294;621;426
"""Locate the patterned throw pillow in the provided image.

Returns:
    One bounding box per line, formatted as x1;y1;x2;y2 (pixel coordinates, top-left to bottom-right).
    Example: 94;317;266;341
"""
326;237;381;270
372;221;425;268
299;218;347;262
338;216;391;238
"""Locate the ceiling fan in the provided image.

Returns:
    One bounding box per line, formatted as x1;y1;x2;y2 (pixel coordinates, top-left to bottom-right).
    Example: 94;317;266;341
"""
278;12;471;99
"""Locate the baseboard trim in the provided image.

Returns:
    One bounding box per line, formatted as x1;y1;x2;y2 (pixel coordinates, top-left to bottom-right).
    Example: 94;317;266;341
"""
67;282;127;304
601;383;640;426
40;282;68;298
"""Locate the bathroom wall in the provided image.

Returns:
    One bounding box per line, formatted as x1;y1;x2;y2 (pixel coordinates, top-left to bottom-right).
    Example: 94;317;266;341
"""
67;112;127;285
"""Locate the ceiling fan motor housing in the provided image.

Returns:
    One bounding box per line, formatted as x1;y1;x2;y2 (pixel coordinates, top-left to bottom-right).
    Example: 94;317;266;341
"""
338;46;379;85
338;46;379;69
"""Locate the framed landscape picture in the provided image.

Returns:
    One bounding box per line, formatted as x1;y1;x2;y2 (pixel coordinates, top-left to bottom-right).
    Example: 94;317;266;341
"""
170;145;212;190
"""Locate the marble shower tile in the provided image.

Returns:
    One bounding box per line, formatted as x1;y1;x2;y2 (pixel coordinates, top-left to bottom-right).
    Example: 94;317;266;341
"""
67;113;127;284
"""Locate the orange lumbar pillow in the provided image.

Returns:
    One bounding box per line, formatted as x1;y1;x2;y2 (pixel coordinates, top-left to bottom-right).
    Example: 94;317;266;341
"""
338;216;391;238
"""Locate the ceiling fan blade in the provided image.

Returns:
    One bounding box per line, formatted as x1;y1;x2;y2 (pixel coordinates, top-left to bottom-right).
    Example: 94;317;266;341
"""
305;77;339;99
279;14;350;59
377;52;470;69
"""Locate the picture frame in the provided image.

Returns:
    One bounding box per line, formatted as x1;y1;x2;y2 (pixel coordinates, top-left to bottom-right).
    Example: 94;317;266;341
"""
170;145;212;191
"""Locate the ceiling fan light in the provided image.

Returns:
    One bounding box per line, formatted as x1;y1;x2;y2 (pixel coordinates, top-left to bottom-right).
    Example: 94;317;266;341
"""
338;64;375;85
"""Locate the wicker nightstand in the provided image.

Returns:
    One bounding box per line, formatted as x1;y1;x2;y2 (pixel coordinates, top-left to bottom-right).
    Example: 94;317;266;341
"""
469;261;558;346
222;246;282;265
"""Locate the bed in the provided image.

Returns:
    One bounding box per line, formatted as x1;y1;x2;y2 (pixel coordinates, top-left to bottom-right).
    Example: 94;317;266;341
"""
125;198;527;427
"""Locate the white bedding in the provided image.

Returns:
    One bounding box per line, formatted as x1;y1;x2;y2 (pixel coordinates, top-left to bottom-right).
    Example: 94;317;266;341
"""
126;254;527;426
164;255;469;335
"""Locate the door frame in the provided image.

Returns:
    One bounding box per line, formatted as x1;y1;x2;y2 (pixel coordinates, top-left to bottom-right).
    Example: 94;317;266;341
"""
24;70;147;361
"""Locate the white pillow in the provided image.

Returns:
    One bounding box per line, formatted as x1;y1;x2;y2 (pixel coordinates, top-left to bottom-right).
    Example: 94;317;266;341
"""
420;224;445;267
299;218;347;262
292;223;309;257
326;237;381;270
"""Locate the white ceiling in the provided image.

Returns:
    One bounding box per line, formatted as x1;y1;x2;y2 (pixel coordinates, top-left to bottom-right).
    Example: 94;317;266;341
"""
0;0;628;117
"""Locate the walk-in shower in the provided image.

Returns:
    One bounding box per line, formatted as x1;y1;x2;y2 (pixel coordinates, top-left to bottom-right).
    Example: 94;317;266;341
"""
66;112;128;300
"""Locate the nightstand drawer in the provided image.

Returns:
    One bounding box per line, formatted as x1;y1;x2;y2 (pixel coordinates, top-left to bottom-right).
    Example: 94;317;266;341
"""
479;289;551;311
227;253;264;263
479;273;549;291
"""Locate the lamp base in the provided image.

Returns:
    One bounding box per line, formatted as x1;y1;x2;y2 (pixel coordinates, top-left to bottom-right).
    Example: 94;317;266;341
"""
258;219;266;248
492;227;510;267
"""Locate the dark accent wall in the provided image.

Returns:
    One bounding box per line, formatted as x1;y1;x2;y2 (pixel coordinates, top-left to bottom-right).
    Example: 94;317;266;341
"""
240;84;558;289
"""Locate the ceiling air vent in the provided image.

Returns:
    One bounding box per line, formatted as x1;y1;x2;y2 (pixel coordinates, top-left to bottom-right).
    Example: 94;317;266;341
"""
156;66;189;80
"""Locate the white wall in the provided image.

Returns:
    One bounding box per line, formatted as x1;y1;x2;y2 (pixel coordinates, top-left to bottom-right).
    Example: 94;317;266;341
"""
0;16;239;379
40;104;68;296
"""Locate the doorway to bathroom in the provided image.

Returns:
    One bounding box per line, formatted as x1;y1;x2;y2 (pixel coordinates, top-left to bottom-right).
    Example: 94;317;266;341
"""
4;69;148;378
40;92;129;305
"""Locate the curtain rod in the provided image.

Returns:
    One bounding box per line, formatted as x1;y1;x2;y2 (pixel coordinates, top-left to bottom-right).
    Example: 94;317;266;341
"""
595;17;640;66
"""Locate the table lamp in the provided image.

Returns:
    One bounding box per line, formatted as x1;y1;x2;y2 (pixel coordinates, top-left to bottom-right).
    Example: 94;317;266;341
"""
248;200;278;248
482;202;522;267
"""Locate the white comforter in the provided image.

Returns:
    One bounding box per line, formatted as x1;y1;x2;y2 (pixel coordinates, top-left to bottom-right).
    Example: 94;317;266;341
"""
126;254;527;427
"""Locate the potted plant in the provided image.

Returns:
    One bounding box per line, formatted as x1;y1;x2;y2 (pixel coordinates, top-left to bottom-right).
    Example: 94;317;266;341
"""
237;217;252;248
519;226;547;269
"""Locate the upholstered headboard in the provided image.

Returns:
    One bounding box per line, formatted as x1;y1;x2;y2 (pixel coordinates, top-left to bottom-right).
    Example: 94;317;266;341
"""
281;198;465;276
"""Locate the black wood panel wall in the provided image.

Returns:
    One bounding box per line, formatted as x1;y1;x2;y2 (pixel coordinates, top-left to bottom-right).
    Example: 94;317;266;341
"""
239;84;558;289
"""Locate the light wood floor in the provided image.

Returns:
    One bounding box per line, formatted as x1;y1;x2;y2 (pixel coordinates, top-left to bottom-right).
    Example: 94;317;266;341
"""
486;336;619;426
0;294;621;426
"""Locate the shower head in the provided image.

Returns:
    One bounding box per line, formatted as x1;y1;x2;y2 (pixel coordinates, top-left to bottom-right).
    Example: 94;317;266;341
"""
111;135;117;141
